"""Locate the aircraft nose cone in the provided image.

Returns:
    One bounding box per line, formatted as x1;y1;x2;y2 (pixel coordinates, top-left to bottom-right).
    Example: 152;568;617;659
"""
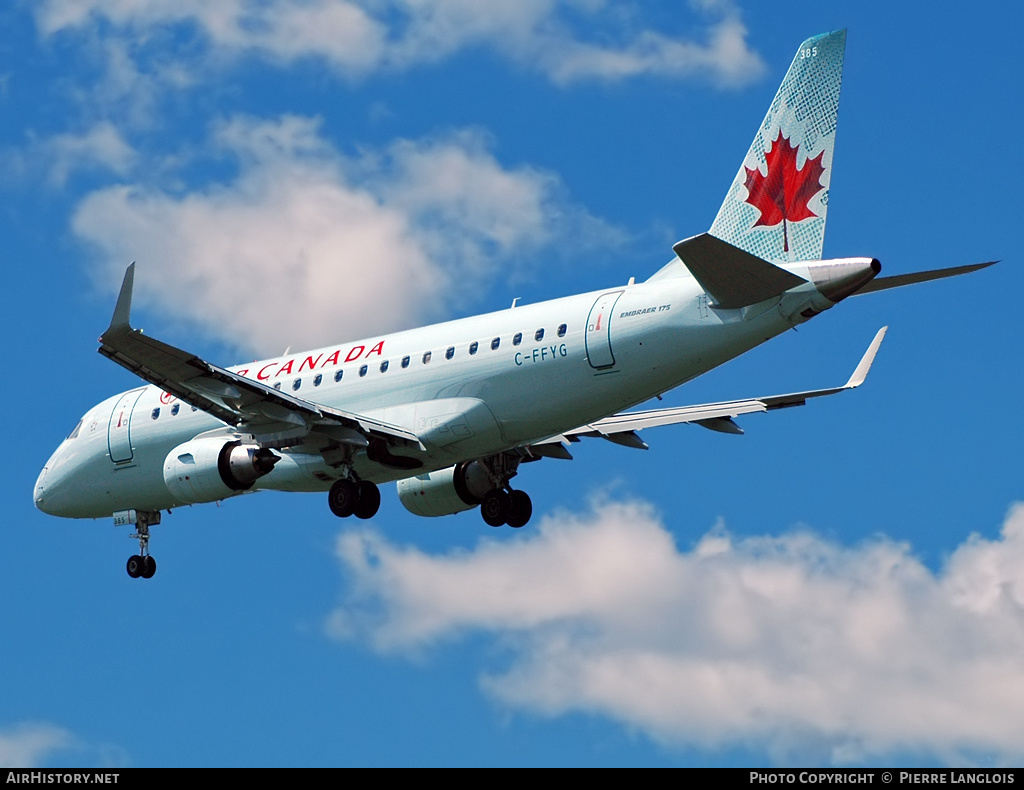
34;454;75;517
811;257;881;303
34;466;53;513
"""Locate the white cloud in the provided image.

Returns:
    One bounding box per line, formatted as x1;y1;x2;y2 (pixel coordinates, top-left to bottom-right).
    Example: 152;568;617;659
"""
71;116;613;356
326;499;1024;765
37;0;764;87
0;723;74;768
37;122;137;186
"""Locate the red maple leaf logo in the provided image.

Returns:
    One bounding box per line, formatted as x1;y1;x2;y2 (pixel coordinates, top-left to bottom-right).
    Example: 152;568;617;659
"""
743;131;826;252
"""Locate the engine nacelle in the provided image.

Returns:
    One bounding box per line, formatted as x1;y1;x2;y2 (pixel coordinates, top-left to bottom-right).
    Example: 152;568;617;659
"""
163;439;279;505
396;461;492;517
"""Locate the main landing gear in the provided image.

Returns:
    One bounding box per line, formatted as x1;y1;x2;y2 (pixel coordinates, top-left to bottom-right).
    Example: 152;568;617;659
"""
481;488;532;528
328;478;381;520
468;453;534;529
122;510;160;579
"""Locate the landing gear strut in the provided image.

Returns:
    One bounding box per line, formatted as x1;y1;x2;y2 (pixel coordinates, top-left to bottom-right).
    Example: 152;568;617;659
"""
328;478;381;520
122;510;160;579
470;453;534;528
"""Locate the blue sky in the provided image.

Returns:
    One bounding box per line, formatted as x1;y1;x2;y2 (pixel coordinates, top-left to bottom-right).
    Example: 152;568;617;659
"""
3;0;1023;768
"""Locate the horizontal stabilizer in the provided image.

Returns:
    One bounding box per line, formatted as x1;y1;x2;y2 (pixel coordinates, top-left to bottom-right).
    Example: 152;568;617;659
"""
672;233;807;309
853;261;996;295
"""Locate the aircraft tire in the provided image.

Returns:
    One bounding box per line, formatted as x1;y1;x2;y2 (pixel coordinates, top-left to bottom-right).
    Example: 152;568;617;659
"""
328;479;358;518
141;556;157;579
506;491;532;529
126;555;144;578
481;489;511;527
354;482;381;520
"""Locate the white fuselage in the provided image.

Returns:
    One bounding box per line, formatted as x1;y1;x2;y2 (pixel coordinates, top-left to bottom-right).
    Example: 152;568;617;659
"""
34;264;834;520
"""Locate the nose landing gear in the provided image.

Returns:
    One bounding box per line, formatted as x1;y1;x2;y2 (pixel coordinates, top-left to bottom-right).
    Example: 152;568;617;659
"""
126;554;156;579
117;509;161;580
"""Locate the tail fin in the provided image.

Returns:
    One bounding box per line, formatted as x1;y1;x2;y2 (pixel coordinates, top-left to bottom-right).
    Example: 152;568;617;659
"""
710;30;846;264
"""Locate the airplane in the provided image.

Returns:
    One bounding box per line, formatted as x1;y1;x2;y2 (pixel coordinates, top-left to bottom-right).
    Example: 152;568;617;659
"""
34;30;995;579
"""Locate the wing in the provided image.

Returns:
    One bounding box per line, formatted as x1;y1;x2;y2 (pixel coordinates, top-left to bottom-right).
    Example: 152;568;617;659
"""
98;264;422;452
529;327;887;457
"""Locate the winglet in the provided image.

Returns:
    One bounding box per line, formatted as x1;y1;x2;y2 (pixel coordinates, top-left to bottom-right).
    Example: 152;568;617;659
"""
104;262;135;337
844;326;887;389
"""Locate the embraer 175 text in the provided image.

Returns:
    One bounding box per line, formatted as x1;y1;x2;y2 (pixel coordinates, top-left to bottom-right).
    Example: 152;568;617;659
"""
35;31;994;578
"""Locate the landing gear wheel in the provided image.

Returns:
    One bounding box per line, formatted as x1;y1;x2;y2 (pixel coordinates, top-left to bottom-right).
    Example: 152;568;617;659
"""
481;489;512;527
124;511;160;578
328;479;358;518
126;555;144;578
354;481;381;520
506;490;533;529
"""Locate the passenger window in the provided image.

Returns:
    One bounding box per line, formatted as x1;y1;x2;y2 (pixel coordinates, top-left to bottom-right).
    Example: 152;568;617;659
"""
423;351;432;364
469;341;478;355
491;337;500;351
151;408;160;420
380;360;389;373
445;346;455;360
401;356;410;369
171;404;180;416
334;370;344;383
359;365;368;377
557;323;567;337
535;328;544;341
292;378;301;391
513;332;522;346
273;382;282;390
314;374;322;387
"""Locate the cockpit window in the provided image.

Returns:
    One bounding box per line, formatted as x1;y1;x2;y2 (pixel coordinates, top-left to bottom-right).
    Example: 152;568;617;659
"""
67;420;82;440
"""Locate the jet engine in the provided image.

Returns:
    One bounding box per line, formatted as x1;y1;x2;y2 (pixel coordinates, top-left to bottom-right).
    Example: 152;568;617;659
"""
163;439;279;505
396;461;492;517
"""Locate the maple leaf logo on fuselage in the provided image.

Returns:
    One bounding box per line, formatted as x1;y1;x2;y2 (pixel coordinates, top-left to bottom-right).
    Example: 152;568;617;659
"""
743;130;826;253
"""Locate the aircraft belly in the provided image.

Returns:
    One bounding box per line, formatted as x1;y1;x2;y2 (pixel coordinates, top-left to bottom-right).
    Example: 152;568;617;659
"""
376;398;504;455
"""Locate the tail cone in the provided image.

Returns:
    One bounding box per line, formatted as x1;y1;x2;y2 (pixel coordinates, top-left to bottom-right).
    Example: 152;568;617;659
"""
810;257;881;303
